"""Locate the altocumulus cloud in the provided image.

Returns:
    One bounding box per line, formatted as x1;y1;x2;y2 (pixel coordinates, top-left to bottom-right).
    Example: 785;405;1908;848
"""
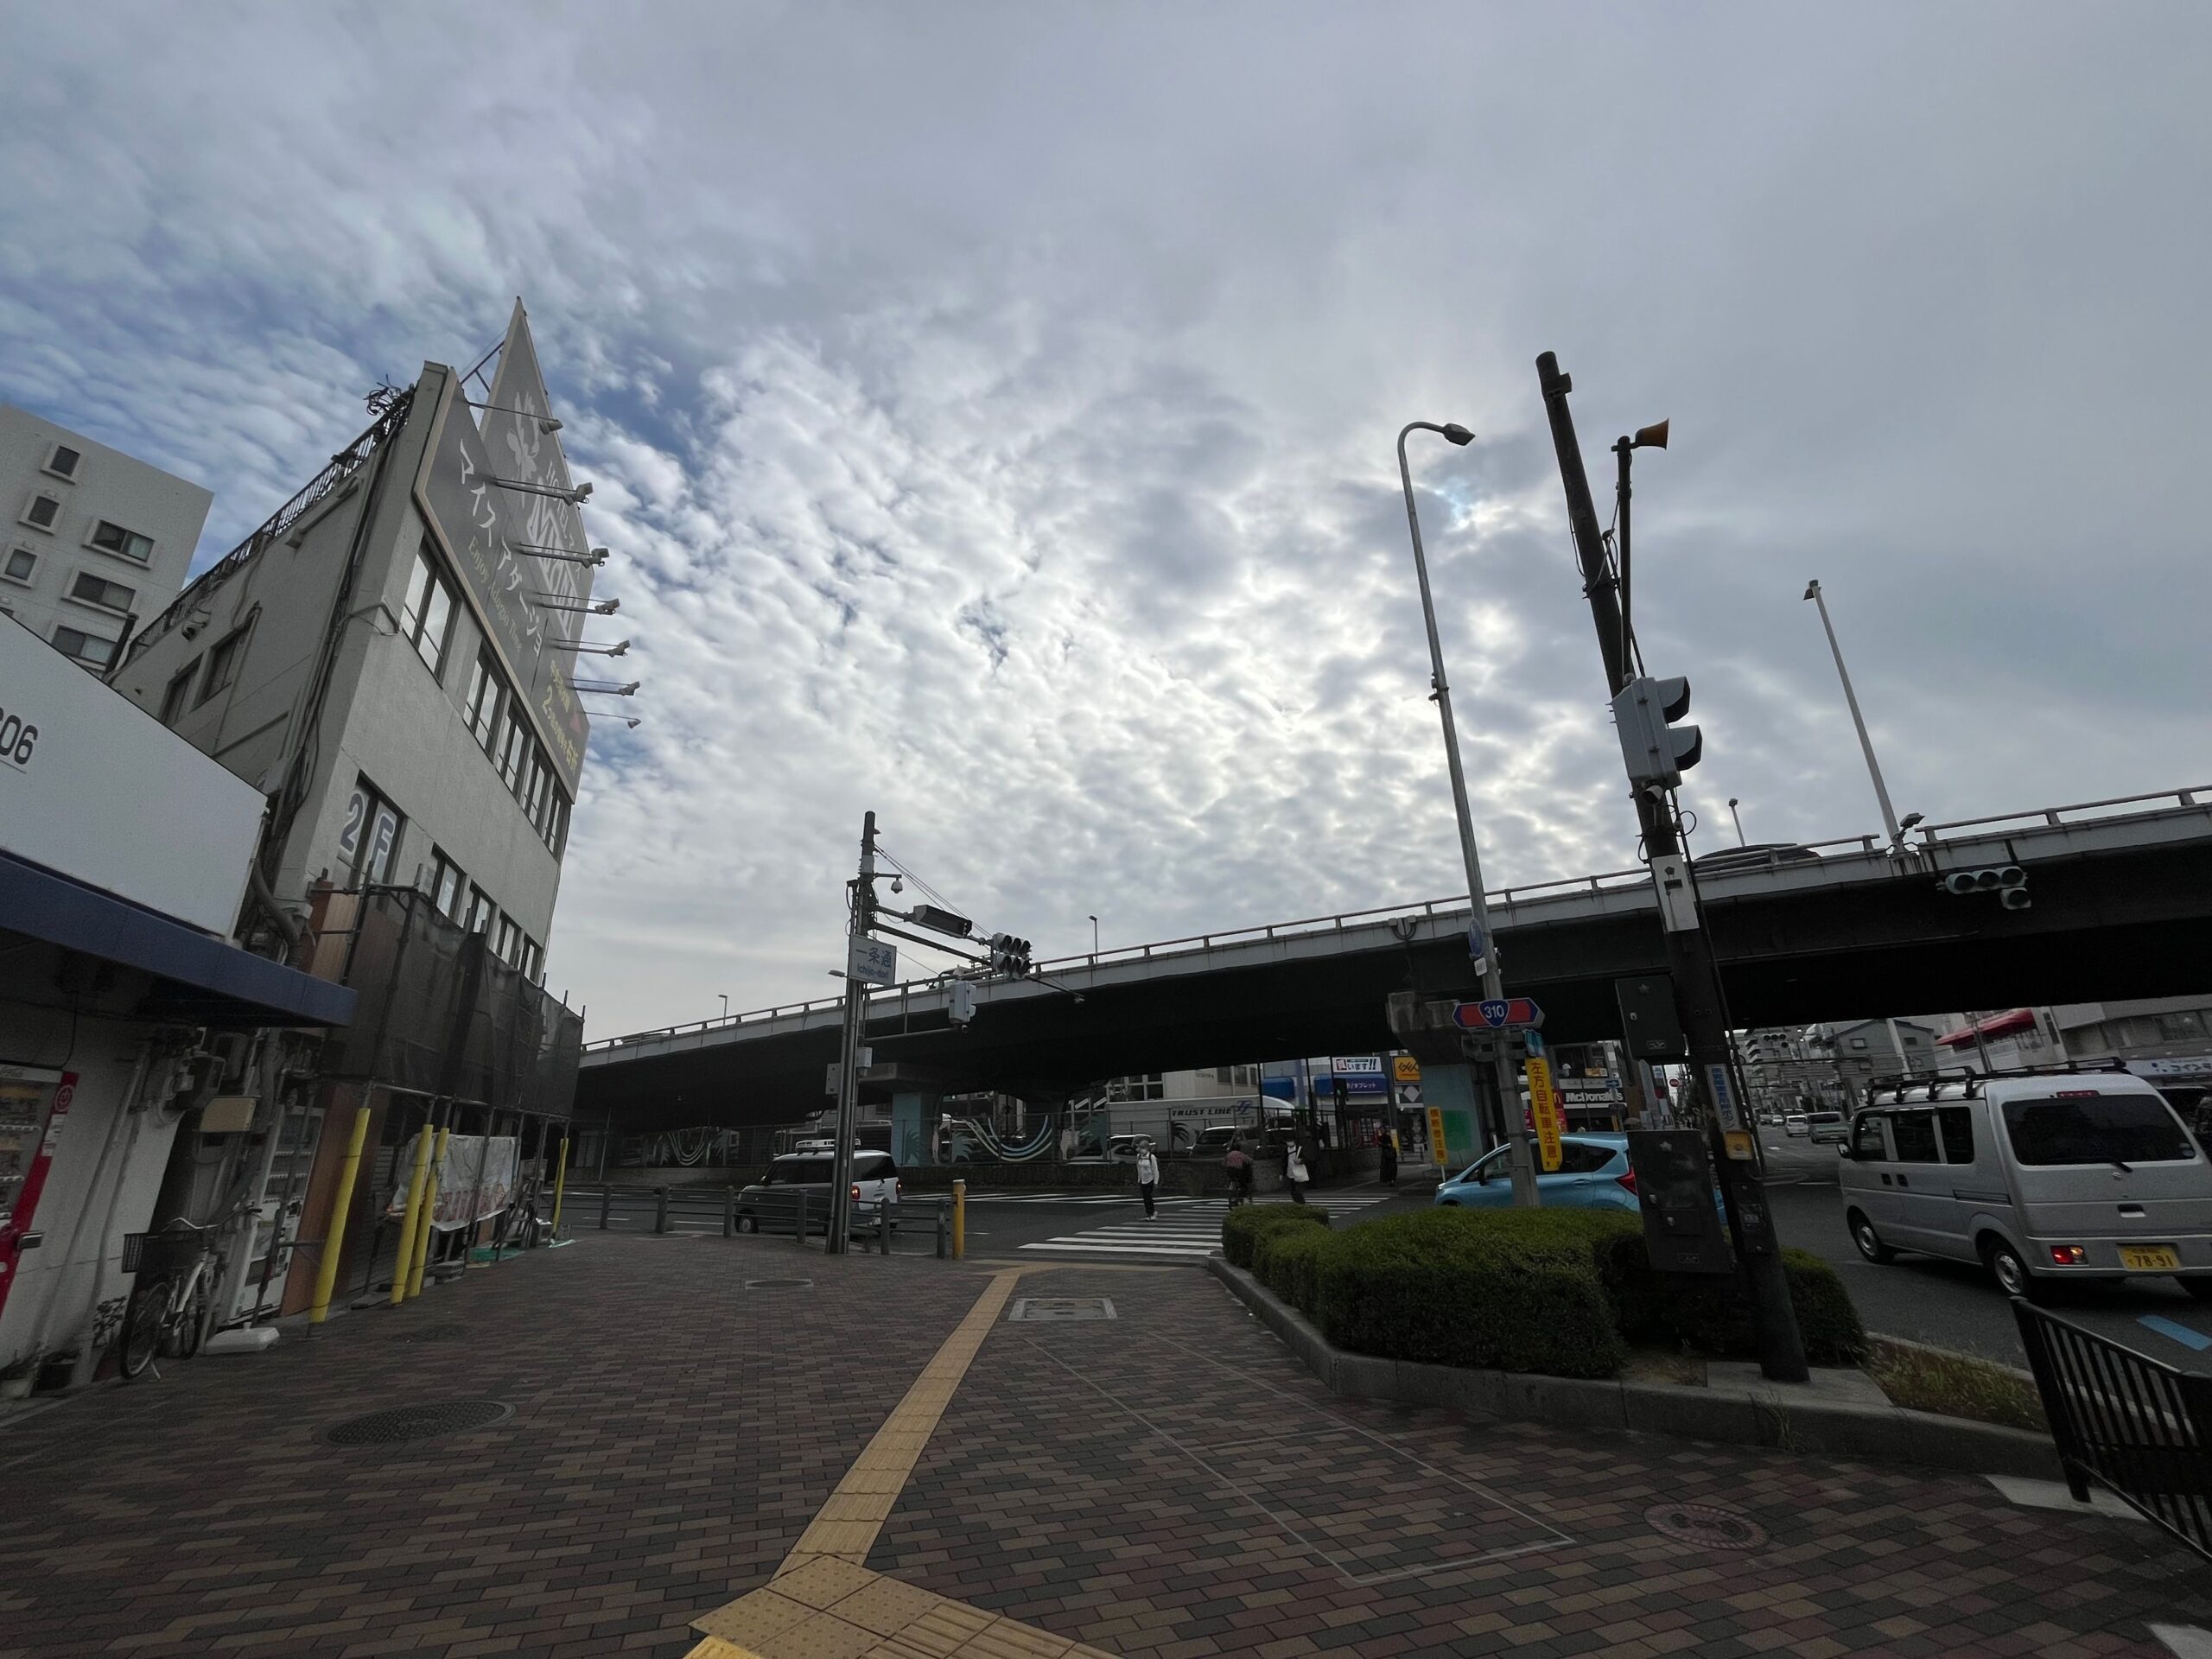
2;3;2207;1036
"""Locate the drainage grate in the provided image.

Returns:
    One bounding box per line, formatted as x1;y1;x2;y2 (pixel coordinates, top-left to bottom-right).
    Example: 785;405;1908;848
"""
1643;1500;1768;1552
1008;1297;1116;1322
744;1278;814;1289
326;1400;512;1446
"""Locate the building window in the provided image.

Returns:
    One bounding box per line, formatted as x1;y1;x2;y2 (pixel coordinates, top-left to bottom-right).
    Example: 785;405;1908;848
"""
2158;1012;2207;1043
520;937;543;982
51;624;117;668
67;570;137;613
197;623;249;705
42;443;81;481
337;776;404;885
3;548;34;583
464;650;505;750
21;493;60;532
158;659;200;725
1847;1037;1868;1051
427;849;466;920
543;788;570;858
398;542;458;677
87;518;154;563
493;914;522;965
523;747;552;827
462;885;495;934
497;705;529;790
1109;1074;1165;1103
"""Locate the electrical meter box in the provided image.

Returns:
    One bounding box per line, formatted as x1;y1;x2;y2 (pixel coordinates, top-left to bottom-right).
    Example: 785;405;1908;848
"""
1626;1128;1732;1274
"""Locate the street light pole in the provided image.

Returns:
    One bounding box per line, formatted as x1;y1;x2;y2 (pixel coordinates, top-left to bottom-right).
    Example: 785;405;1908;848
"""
1803;580;1904;847
1727;798;1747;847
826;810;879;1255
719;994;729;1022
1088;914;1099;956
1396;420;1539;1206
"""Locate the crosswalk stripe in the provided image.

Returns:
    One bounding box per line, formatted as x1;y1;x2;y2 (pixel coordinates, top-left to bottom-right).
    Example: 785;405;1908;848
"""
1015;1192;1394;1259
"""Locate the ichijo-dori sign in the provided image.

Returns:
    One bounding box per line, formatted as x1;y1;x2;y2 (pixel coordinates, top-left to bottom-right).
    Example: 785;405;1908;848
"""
411;308;593;797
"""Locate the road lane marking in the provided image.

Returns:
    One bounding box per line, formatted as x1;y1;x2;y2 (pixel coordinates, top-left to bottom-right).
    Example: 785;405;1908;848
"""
2139;1314;2212;1351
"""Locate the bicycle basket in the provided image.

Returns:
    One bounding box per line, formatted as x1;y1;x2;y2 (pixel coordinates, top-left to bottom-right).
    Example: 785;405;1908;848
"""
121;1226;208;1276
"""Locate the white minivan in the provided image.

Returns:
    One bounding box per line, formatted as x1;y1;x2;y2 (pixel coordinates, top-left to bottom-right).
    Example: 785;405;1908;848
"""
1840;1066;2212;1300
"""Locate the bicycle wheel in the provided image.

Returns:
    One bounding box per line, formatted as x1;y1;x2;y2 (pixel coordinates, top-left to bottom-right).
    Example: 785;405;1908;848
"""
118;1281;166;1380
174;1275;210;1359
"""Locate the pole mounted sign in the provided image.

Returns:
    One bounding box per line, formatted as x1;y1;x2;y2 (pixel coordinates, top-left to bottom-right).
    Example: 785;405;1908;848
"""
1524;1052;1564;1173
848;937;897;988
1452;997;1545;1030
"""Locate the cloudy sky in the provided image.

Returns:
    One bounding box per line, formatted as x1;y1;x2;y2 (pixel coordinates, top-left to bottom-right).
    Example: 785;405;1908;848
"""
5;3;2208;1038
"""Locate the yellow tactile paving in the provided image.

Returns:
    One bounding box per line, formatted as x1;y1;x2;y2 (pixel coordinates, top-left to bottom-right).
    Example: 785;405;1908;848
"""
691;1268;1132;1659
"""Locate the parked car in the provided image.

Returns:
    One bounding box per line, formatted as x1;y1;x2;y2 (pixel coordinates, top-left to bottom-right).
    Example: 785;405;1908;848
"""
1807;1111;1849;1145
1436;1134;1638;1212
1783;1114;1809;1137
736;1151;901;1236
1840;1068;2212;1300
1191;1125;1246;1156
1103;1135;1152;1163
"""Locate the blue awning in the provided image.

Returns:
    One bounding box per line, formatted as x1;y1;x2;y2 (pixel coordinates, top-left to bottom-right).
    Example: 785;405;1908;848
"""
0;852;355;1028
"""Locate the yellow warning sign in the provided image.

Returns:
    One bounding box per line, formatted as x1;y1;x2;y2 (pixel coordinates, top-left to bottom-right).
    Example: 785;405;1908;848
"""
1723;1130;1758;1161
1525;1055;1563;1173
1393;1055;1421;1084
1425;1105;1449;1166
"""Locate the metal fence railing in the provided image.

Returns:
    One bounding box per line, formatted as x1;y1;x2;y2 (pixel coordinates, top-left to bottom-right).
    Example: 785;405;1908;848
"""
564;1183;955;1257
2013;1299;2212;1560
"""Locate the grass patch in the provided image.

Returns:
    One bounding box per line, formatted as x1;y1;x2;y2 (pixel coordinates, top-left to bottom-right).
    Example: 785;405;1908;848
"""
1866;1336;2047;1433
1622;1346;1708;1387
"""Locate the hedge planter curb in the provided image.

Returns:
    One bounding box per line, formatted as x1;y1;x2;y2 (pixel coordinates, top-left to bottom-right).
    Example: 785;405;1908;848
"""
1207;1256;2059;1481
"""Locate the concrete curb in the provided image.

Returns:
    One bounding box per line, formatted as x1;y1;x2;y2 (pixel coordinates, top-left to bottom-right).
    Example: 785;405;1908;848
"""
1206;1256;2060;1480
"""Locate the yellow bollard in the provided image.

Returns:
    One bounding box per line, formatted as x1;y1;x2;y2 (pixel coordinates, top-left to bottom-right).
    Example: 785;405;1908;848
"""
406;1126;449;1300
549;1135;569;1238
952;1179;965;1261
310;1105;372;1325
389;1122;435;1307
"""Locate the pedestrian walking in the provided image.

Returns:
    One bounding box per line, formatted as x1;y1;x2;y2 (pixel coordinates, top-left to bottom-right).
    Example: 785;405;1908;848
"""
1285;1141;1311;1205
1224;1141;1253;1207
1378;1128;1398;1187
1135;1144;1160;1217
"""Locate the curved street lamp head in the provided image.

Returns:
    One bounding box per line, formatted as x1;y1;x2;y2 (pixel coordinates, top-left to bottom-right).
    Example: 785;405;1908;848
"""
1803;579;1822;601
1440;423;1475;446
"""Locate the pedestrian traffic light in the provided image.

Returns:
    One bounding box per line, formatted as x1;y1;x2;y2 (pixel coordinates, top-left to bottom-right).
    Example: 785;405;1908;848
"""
1610;675;1701;791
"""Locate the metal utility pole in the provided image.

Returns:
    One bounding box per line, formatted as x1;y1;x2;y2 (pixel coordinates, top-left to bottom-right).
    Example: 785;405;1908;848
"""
1536;353;1808;1381
1396;421;1539;1205
1803;580;1904;848
1727;798;1747;847
826;810;878;1255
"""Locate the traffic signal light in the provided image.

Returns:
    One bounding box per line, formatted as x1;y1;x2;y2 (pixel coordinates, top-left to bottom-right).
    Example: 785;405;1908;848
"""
985;933;1033;975
1937;866;2031;910
1610;675;1701;790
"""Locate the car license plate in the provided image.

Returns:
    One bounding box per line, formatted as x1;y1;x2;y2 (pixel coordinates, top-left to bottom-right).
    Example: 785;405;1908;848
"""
2120;1244;2181;1271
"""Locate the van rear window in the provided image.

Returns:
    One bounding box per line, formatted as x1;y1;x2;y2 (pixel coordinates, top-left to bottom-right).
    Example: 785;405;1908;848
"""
764;1157;834;1185
2002;1095;2194;1166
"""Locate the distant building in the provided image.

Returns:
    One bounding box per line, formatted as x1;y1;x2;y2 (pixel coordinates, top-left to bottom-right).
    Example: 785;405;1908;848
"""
1808;1018;1940;1103
1938;1000;2212;1112
0;404;213;671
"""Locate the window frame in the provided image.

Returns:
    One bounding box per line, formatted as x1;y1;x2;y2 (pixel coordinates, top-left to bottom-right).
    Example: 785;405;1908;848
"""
464;650;505;751
20;492;61;533
397;543;458;678
1936;1105;1978;1166
158;658;201;725
86;518;154;564
462;884;495;935
1888;1109;1942;1164
427;849;466;921
2;546;35;585
1851;1112;1890;1161
66;569;137;615
493;914;522;966
519;936;542;982
41;442;81;481
196;622;251;707
50;622;118;668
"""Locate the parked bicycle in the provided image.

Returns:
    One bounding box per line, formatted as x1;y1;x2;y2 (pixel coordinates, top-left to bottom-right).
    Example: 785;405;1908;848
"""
117;1198;254;1382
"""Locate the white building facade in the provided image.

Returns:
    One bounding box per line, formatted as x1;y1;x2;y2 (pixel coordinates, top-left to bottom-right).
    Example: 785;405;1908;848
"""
0;405;213;671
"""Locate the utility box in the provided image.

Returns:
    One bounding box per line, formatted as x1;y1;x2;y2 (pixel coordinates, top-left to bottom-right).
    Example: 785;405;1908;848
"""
1626;1128;1732;1274
1615;974;1688;1062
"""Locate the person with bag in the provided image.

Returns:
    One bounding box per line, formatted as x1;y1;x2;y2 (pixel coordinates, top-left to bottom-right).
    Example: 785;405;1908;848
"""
1135;1143;1160;1217
1224;1141;1253;1206
1285;1140;1311;1205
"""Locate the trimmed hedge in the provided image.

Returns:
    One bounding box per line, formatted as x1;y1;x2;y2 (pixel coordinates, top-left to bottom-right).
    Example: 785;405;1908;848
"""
1311;1208;1628;1378
1221;1203;1328;1270
1228;1202;1869;1376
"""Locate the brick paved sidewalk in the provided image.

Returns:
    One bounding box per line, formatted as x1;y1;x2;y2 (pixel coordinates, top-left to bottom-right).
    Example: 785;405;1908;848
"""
3;1232;2209;1659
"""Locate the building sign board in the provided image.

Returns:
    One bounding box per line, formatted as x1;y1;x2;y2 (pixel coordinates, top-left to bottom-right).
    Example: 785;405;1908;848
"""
1;618;260;936
410;308;593;797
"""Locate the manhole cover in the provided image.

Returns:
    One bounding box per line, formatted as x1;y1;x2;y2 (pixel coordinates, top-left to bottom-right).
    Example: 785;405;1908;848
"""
1643;1501;1769;1551
326;1400;512;1446
744;1278;814;1289
1008;1297;1116;1322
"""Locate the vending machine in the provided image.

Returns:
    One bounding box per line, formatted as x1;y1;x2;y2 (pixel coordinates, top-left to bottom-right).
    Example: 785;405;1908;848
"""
0;1064;75;1327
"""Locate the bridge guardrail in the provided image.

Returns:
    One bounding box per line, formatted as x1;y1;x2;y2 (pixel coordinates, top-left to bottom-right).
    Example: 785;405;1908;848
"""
582;784;2212;1054
2013;1297;2212;1562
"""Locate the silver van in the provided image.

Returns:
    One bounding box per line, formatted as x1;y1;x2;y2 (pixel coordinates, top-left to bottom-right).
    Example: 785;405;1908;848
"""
1839;1065;2212;1300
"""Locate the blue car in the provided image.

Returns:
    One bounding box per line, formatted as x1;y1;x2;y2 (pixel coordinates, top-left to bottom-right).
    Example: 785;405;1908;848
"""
1434;1133;1638;1211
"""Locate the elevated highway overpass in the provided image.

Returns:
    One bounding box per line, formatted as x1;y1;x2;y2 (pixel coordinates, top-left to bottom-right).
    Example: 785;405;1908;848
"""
579;786;2212;1133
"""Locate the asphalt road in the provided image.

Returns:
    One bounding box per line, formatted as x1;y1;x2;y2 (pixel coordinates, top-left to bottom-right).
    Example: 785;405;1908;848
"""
1758;1130;2212;1373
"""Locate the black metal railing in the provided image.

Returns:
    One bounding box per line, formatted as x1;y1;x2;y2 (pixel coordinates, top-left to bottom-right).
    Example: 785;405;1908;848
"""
2013;1298;2212;1560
